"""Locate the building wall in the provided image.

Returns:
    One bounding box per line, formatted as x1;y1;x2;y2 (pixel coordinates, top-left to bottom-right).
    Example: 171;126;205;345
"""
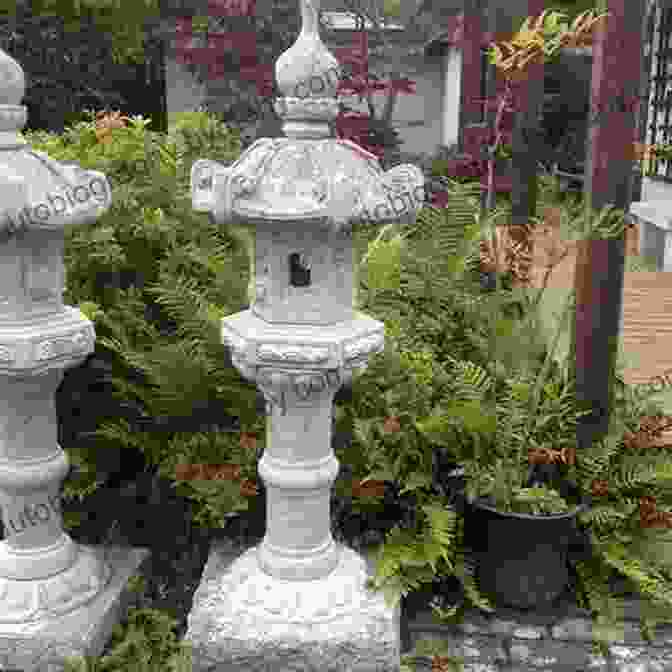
334;50;444;156
166;53;208;117
441;47;461;148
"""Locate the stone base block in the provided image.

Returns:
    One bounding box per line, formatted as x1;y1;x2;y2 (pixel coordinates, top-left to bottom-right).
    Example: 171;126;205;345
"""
184;540;400;671
0;545;150;672
629;201;672;271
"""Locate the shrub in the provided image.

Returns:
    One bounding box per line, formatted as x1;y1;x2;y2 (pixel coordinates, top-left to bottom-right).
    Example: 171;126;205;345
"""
20;110;265;531
334;180;551;613
62;607;192;672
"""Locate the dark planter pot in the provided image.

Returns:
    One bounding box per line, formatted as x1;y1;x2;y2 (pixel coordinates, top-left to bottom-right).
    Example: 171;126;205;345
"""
463;495;589;609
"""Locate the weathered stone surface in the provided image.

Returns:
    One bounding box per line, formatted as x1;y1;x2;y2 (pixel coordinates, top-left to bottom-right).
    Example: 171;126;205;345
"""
405;597;672;672
489;618;518;637
0;546;149;672
513;625;546;640
0;43;148;672
506;637;593;669
551;616;596;642
185;0;425;669
185;541;400;671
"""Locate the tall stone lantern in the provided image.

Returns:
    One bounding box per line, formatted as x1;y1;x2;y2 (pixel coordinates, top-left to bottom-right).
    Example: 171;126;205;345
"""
186;0;424;669
0;48;149;670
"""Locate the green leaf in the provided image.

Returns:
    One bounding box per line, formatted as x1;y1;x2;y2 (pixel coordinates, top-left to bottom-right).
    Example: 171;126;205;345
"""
414;413;454;445
399;470;432;494
451;400;498;438
353;418;377;449
630;528;672;570
361;469;395;484
361;234;404;293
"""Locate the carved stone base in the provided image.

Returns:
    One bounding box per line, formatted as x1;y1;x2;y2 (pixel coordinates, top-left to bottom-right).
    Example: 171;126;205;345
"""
0;545;149;672
184;539;401;672
0;542;112;623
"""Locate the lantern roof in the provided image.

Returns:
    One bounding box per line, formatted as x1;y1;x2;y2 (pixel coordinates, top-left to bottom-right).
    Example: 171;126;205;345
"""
192;0;425;232
0;48;112;238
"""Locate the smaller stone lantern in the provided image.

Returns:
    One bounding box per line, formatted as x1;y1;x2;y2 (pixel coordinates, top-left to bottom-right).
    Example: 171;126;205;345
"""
185;0;425;669
0;47;150;671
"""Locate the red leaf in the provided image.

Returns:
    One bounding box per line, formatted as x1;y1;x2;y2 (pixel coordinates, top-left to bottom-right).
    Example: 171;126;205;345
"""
334;48;368;77
174;17;194;37
207;0;256;16
480;174;512;193
208;31;258;56
240;479;259;497
338;77;370;96
388;78;416;94
351;479;387;498
179;47;217;66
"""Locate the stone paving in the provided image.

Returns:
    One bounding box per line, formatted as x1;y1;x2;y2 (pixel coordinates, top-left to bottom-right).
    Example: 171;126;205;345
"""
403;587;672;671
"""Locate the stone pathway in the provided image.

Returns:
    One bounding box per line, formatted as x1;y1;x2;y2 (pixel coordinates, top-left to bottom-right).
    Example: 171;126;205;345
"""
403;586;672;671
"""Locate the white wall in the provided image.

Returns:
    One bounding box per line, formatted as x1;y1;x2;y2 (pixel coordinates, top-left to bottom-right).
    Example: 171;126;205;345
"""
165;53;207;117
441;46;461;148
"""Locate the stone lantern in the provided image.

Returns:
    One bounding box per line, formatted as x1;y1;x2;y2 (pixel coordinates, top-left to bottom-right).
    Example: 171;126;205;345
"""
0;48;149;670
186;0;424;669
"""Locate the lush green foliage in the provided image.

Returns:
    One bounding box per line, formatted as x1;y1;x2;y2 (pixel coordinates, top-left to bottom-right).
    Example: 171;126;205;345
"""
567;371;672;656
21;110;268;530
19;107;672;667
339;175;672;652
0;5;165;134
334;184;556;613
62;603;192;672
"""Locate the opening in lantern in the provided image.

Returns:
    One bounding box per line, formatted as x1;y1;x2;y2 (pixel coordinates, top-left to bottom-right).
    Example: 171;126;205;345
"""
289;252;311;287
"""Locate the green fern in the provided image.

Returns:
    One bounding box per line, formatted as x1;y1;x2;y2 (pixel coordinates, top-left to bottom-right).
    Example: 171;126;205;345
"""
366;526;433;608
367;500;458;610
356;185;491;366
62;608;193;672
45;111;272;532
443;356;495;401
420;503;458;572
450;515;496;615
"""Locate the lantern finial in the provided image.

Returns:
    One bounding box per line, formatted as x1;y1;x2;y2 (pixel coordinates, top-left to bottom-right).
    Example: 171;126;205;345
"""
274;0;341;138
0;48;25;108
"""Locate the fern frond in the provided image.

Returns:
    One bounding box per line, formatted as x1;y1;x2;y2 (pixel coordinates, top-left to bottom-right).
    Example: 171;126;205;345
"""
453;548;496;614
421;503;458;572
579;504;629;531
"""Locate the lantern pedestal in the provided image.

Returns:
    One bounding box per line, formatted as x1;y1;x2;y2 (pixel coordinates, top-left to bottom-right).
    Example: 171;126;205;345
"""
186;0;424;665
0;545;149;671
186;539;400;672
185;310;399;671
0;40;150;667
0;307;150;671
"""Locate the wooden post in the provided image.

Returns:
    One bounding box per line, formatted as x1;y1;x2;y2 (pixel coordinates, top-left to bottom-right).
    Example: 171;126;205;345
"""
459;0;486;144
147;35;169;134
509;0;545;239
572;0;647;452
480;2;502;212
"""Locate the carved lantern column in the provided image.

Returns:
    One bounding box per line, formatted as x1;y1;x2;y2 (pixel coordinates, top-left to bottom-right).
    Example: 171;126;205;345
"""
185;0;425;669
0;47;149;670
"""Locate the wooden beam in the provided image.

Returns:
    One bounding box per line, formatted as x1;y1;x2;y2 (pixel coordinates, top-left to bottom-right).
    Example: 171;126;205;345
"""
572;0;647;451
459;0;485;134
509;0;545;236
